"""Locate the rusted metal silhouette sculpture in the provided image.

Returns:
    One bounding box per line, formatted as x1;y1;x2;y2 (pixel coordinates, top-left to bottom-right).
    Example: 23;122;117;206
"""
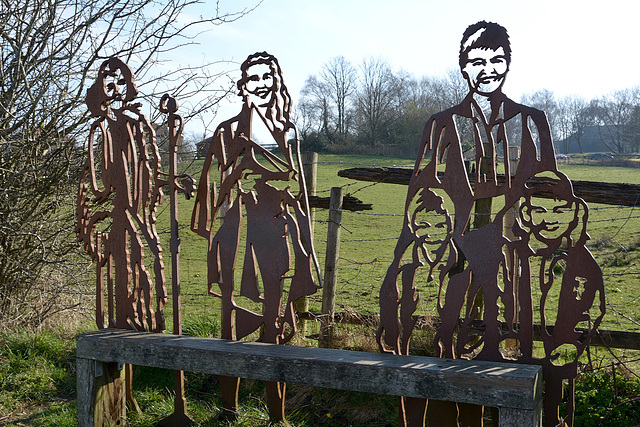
77;57;168;333
77;57;170;414
377;21;605;427
191;52;321;421
157;94;196;426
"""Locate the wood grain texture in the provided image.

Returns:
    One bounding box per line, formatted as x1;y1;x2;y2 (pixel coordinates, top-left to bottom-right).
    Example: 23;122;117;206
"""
77;329;542;412
76;358;125;427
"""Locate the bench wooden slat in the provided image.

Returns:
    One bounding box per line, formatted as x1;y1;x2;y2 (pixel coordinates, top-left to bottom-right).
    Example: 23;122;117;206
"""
76;329;542;412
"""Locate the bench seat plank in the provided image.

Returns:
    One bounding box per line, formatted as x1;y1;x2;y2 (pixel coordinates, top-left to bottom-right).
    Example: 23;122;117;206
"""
77;329;542;411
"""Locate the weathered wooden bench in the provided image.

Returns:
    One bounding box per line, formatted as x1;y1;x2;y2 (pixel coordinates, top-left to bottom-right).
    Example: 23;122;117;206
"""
76;329;542;426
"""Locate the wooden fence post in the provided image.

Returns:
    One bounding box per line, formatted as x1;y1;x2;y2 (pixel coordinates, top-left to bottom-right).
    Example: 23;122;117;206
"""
294;152;317;336
302;152;317;223
319;187;343;348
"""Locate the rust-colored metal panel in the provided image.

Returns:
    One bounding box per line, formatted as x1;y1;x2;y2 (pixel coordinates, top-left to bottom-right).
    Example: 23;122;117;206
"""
77;57;168;333
77;57;170;418
191;52;322;421
377;21;605;427
157;94;196;426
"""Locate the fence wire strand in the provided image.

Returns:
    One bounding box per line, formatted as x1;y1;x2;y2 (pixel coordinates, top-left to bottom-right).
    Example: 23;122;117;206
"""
151;157;640;381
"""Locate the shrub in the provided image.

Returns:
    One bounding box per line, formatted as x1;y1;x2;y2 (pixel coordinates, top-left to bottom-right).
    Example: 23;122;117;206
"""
573;370;640;426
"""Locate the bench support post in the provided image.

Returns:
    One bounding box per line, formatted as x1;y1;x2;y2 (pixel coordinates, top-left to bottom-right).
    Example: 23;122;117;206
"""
77;357;125;427
499;406;542;427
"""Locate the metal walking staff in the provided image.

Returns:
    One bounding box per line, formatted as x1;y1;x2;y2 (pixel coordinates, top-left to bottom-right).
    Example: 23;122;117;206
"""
158;94;196;426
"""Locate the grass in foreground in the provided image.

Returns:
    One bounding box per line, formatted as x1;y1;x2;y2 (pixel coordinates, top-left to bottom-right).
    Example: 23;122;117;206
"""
0;317;398;426
0;329;77;426
2;321;639;426
4;155;640;425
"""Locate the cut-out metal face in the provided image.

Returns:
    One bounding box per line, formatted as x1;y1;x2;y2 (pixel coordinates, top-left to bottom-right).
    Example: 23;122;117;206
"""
243;63;276;108
378;21;605;427
462;47;508;95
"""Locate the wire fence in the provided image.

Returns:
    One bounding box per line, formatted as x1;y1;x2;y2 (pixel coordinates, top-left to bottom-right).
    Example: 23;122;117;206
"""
150;155;640;378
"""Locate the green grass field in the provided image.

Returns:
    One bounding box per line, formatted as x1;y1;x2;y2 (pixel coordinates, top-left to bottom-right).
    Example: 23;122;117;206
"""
166;154;640;335
2;154;640;426
149;153;640;424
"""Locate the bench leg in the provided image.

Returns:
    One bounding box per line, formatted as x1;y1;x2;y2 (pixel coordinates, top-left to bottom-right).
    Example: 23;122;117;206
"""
265;381;286;420
77;358;125;427
219;375;240;418
499;406;542;427
402;396;427;426
77;358;94;427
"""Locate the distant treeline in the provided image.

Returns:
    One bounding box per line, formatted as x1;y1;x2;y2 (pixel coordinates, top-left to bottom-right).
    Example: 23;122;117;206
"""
296;56;640;156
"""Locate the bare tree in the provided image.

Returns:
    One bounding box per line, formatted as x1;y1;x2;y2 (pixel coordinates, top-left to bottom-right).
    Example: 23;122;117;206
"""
423;72;475;151
591;88;640;153
356;57;397;147
299;56;357;146
299;75;333;141
443;68;469;107
625;104;640;152
388;70;415;115
0;0;258;327
412;75;454;112
521;89;560;140
321;56;357;138
556;96;592;153
382;71;443;155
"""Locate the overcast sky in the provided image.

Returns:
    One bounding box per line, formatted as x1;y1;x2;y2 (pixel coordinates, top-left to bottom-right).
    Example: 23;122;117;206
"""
173;0;640;135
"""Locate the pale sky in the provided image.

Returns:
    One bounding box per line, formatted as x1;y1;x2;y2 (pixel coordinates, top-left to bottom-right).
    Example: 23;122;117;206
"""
172;0;640;135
